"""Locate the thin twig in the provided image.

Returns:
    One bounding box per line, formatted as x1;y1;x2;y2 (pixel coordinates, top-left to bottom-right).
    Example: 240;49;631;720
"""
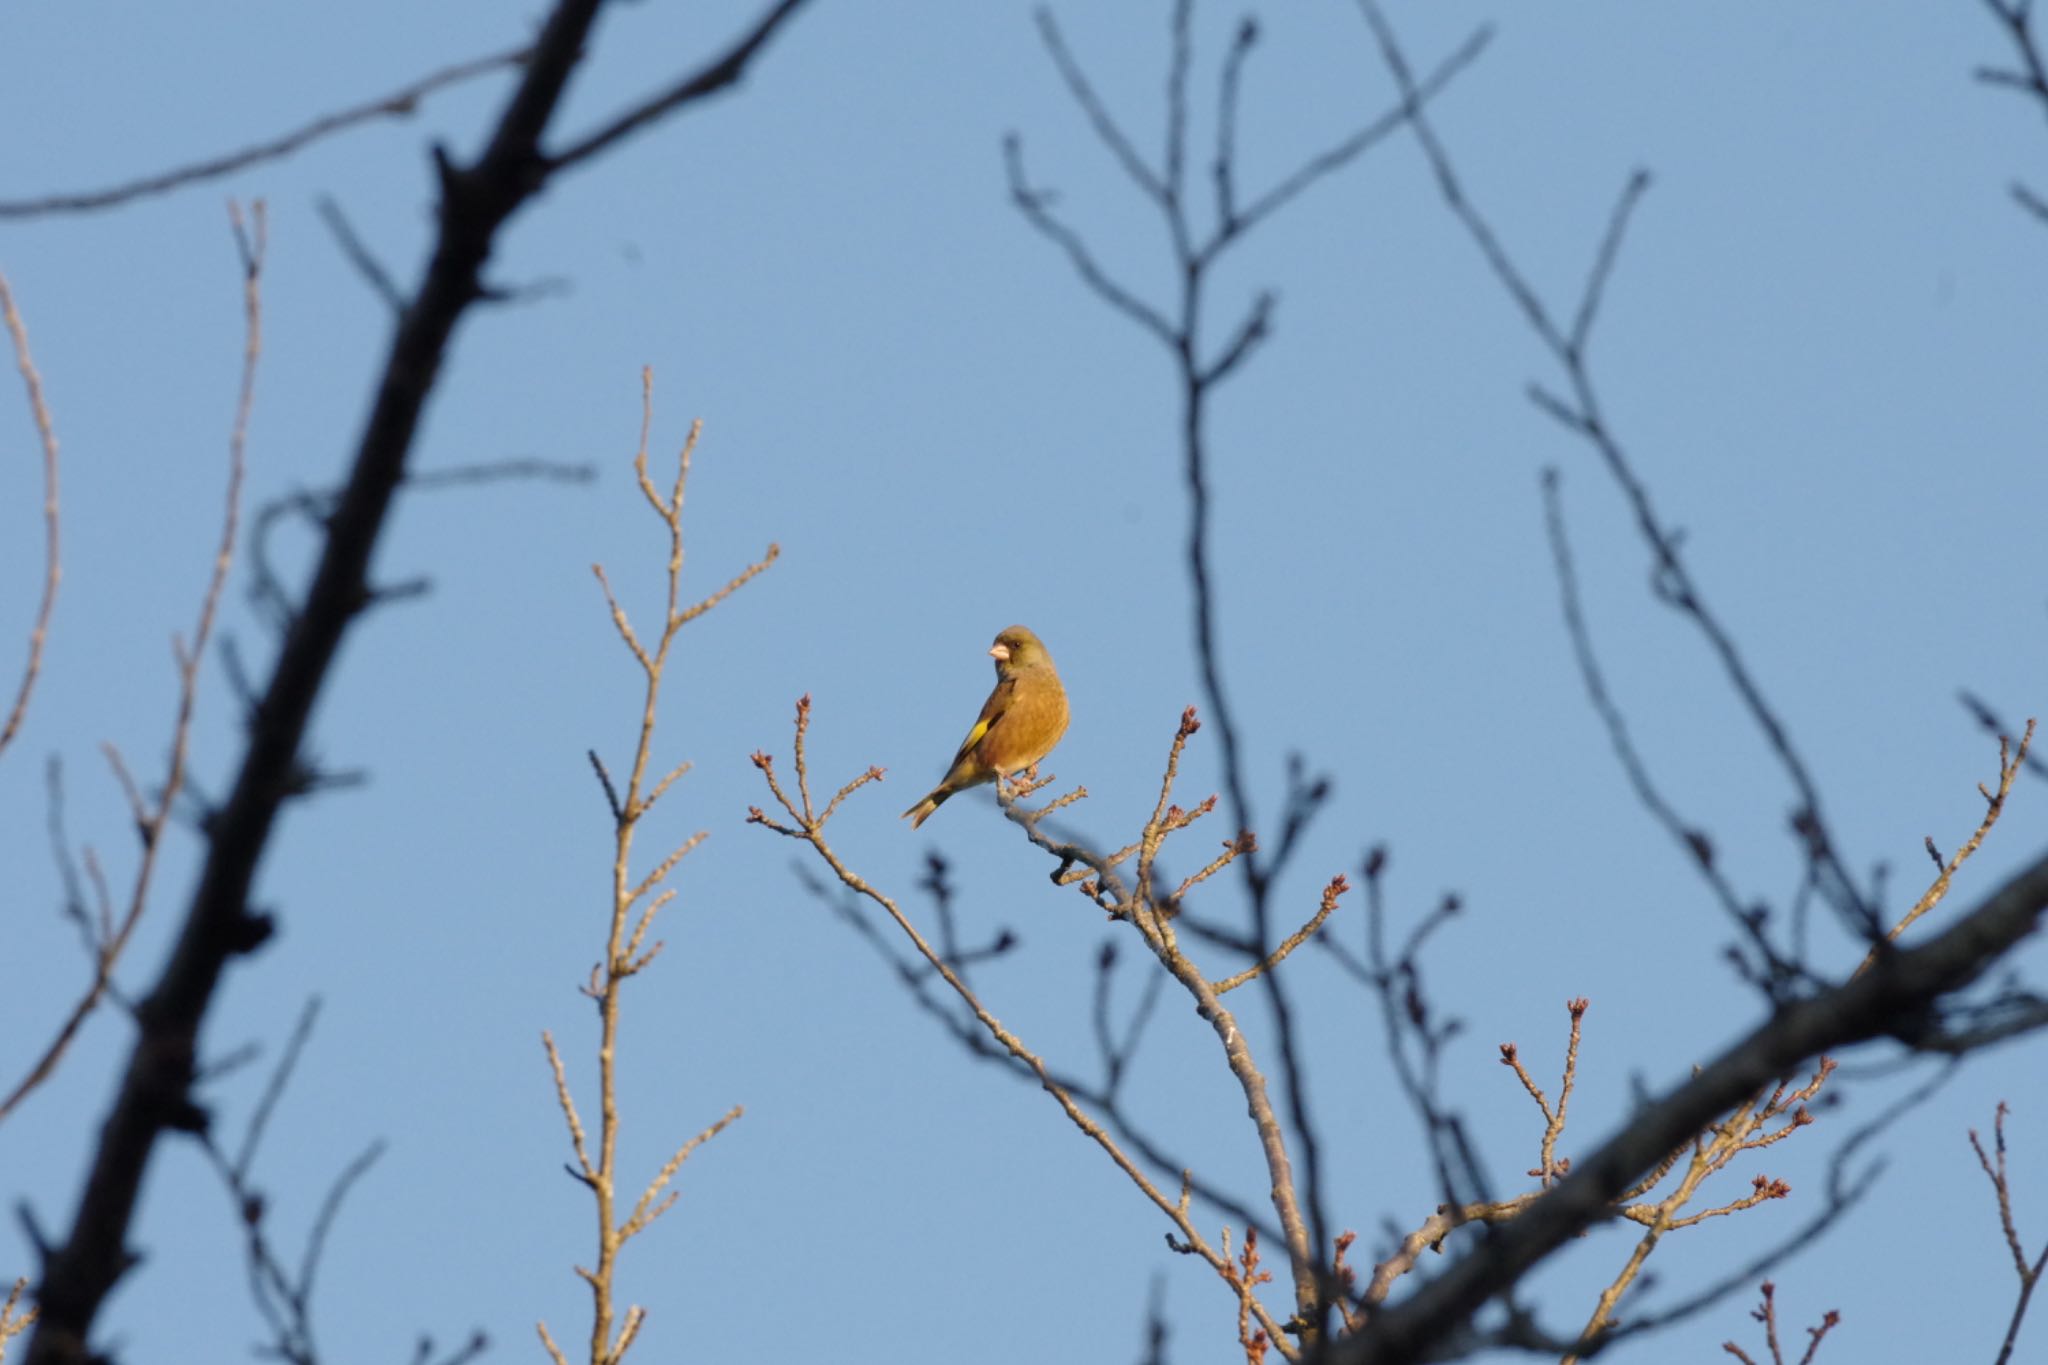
1333;840;2048;1365
1857;721;2036;976
26;7;807;1358
545;0;813;171
542;374;764;1365
753;704;1301;1355
1363;0;1876;955
315;196;405;311
0;274;61;763
1011;14;1500;1332
1541;469;1790;978
1213;876;1347;994
0;1280;36;1362
1968;1102;2048;1365
0;204;262;1128
0;47;533;219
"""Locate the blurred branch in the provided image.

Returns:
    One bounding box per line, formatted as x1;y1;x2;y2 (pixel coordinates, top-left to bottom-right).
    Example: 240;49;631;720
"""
195;998;488;1365
0;46;533;219
1977;0;2048;221
539;373;761;1365
1961;691;2048;782
0;274;60;763
1608;1060;1944;1347
544;0;812;172
1968;1103;2048;1365
1353;971;1836;1358
1359;0;1878;968
197;1002;387;1365
1351;845;1493;1224
248;457;595;633
1541;470;1795;983
1319;15;2048;1357
24;4;810;1358
0;204;262;1130
315;196;405;312
1331;835;2048;1364
411;1334;490;1365
1009;1;1483;880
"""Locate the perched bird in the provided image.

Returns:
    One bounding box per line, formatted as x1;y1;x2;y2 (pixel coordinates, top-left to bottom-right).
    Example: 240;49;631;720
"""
903;625;1070;829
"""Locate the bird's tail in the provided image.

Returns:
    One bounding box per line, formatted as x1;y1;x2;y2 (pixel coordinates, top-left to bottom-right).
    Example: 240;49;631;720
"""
903;790;946;828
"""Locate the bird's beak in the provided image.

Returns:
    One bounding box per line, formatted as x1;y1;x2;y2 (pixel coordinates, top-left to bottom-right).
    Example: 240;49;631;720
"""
989;643;1011;662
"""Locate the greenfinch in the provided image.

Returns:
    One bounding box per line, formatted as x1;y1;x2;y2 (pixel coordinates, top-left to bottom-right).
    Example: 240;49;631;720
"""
903;625;1070;829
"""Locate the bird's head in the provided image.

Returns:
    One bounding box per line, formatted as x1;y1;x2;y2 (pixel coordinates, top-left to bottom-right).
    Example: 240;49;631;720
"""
990;625;1050;671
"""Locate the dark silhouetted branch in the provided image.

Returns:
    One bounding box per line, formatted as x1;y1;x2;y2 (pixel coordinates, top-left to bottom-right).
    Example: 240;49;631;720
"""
22;5;809;1360
1361;0;1874;965
1330;842;2048;1365
0;47;532;219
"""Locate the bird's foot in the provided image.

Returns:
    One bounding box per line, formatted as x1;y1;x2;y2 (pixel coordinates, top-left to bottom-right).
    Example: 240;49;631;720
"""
1004;762;1056;799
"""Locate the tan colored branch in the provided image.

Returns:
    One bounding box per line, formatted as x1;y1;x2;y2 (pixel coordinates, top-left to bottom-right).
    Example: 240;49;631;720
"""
0;273;60;763
1499;998;1590;1189
541;376;764;1365
1362;1195;1541;1308
1215;875;1349;995
1860;720;2035;977
1721;1281;1841;1365
0;205;260;1129
1563;1057;1832;1363
0;1279;36;1363
541;1032;593;1180
629;831;705;909
1076;713;1323;1330
1363;1020;1831;1356
619;1106;742;1243
1221;1226;1277;1364
750;701;1300;1356
26;4;809;1353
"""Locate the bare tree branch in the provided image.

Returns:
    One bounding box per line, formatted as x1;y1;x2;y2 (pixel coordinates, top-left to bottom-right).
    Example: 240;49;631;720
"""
21;5;810;1358
752;702;1304;1354
1968;1103;2048;1365
1010;12;1491;1336
0;47;533;219
1359;0;1875;967
0;1280;34;1363
1721;1282;1842;1365
540;373;762;1365
544;0;812;172
0;275;61;763
1332;839;2048;1364
0;204;261;1130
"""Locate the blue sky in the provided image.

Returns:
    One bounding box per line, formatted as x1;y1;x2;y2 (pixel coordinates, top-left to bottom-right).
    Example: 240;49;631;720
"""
2;2;2045;1362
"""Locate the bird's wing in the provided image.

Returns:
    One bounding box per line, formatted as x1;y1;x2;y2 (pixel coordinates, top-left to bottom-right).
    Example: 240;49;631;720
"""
950;674;1017;765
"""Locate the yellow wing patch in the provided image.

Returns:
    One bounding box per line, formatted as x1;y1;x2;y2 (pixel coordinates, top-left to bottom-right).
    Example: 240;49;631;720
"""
955;715;992;759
